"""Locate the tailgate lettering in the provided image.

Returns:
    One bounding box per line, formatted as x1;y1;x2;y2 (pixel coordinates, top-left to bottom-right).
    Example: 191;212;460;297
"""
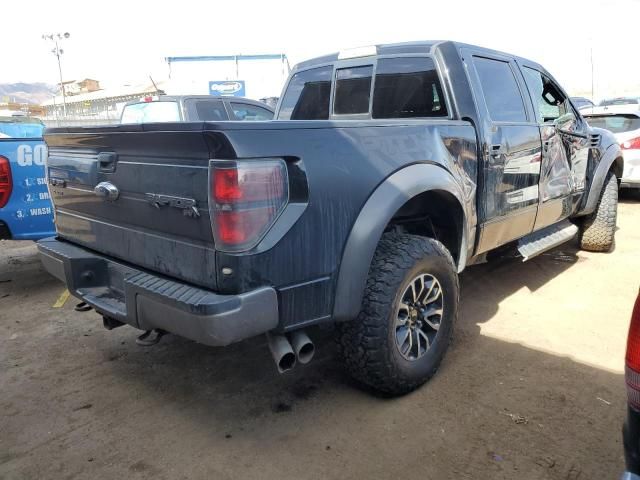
146;193;201;218
17;144;47;167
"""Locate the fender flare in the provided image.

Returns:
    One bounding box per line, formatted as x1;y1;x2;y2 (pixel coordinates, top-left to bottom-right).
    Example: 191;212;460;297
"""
332;163;471;322
580;143;623;216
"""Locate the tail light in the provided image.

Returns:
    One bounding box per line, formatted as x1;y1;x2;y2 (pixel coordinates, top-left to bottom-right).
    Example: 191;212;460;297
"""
0;155;12;208
622;137;640;150
625;290;640;409
209;159;288;252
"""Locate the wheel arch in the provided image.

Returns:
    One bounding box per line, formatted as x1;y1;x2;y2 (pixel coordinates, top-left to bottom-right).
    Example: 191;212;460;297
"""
332;163;471;322
579;143;623;216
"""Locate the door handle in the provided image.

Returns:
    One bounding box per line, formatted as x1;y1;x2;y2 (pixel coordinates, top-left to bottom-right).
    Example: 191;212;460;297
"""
97;152;118;173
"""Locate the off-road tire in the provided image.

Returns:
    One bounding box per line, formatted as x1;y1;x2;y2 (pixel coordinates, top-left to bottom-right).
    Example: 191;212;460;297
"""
336;233;459;396
580;171;618;252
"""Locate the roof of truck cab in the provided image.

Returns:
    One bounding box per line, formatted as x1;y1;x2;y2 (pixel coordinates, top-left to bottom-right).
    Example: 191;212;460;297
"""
293;40;543;72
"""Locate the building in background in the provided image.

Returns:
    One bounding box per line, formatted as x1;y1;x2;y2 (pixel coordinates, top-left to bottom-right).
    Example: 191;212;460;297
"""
59;78;101;96
41;80;166;125
0;101;44;117
165;54;289;100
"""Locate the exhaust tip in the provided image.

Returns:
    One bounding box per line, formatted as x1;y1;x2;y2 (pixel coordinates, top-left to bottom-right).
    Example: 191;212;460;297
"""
290;330;315;364
279;352;297;372
267;333;297;374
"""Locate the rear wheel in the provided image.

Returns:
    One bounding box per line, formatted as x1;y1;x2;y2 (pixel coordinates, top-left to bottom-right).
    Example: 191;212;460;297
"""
580;171;618;252
336;233;459;396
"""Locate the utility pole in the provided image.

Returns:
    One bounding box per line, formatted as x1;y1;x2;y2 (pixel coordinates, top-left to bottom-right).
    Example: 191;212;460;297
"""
42;32;71;117
590;47;594;102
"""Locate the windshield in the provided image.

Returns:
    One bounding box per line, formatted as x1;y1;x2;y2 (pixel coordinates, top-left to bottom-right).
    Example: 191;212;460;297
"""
0;118;45;139
586;114;640;133
120;101;181;123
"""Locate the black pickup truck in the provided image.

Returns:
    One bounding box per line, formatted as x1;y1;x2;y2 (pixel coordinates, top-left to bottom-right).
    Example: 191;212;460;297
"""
39;41;623;395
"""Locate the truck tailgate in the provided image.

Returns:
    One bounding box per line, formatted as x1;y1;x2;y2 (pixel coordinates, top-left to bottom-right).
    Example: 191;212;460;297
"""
45;127;219;289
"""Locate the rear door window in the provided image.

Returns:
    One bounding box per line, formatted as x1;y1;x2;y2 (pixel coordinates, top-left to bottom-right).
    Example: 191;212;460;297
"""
230;103;273;121
121;101;181;123
372;57;447;118
473;56;527;123
278;66;332;120
334;66;373;115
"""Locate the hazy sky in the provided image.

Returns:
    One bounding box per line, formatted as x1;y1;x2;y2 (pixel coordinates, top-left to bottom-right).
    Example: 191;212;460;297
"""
4;0;639;99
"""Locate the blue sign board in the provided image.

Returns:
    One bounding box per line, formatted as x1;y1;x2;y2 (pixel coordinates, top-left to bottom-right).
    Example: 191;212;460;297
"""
0;122;56;240
209;80;246;97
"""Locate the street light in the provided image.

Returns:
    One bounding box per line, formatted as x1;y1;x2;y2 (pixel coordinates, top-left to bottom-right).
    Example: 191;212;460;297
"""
42;32;71;117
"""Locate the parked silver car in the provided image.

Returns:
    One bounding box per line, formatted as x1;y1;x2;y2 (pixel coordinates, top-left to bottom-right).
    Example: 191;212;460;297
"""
584;105;640;189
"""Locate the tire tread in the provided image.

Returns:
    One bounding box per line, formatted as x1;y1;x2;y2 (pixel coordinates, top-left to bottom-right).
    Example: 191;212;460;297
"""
336;232;458;395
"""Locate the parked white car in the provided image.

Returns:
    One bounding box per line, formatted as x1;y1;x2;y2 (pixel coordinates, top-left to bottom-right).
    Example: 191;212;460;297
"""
583;105;640;189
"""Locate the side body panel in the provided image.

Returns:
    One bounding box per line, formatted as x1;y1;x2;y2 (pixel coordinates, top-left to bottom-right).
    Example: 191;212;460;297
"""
0;139;55;240
212;121;478;330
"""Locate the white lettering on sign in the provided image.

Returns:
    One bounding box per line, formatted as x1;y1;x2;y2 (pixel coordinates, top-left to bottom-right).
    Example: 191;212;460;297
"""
17;145;48;167
36;177;47;185
39;192;50;200
29;207;51;216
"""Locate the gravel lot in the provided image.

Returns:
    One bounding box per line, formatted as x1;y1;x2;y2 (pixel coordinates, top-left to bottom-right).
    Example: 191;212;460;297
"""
1;194;639;480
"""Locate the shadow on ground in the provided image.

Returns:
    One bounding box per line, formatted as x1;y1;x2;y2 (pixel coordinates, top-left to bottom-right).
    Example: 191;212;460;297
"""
0;227;629;479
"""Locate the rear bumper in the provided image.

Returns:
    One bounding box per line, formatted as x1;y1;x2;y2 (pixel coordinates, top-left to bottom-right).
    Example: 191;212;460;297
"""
37;237;279;346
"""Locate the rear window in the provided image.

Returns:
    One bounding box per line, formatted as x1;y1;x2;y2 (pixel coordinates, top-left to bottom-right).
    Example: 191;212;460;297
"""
600;98;640;106
278;66;332;120
586;114;640;133
372;57;447;119
121;101;180;123
0;119;44;139
334;66;373;115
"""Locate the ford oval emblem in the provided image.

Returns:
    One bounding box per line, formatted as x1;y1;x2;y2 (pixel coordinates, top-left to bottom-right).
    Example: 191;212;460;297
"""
94;181;119;201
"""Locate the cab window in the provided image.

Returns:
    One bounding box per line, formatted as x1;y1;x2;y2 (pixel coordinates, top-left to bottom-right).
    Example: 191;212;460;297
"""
472;56;527;123
230;103;273;121
278;66;332;120
522;67;578;132
372;57;447;119
334;66;373;115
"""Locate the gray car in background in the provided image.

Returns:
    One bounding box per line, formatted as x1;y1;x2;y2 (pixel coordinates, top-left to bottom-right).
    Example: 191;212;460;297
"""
599;97;640;107
120;95;274;123
583;105;640;189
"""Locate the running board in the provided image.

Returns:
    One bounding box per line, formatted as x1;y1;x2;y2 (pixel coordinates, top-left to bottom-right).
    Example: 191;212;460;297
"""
517;220;578;261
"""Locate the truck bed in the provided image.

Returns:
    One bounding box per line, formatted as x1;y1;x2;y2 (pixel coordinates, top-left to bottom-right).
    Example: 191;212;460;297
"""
45;119;477;303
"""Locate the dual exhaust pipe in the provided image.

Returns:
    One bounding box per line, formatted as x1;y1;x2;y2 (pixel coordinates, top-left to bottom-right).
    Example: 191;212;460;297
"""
267;330;315;373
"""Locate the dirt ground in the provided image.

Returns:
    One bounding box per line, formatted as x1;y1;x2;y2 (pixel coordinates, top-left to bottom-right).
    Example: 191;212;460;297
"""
1;194;639;480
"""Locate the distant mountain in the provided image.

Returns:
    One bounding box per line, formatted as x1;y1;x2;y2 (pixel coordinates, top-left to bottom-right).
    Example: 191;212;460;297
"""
0;83;57;105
